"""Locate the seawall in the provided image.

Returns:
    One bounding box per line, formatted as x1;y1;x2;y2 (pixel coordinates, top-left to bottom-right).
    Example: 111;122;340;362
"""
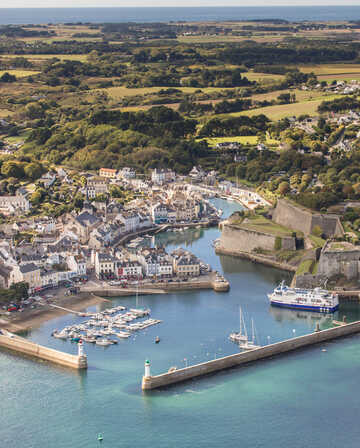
215;246;296;272
142;320;360;390
0;331;87;369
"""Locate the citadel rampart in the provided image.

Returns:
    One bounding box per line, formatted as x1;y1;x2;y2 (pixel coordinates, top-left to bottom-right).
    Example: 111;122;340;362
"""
219;223;296;253
272;199;343;238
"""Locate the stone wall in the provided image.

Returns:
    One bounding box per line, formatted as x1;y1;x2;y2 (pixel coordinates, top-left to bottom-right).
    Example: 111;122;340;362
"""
219;224;296;253
272;199;343;238
0;332;87;369
318;247;360;280
142;320;360;390
295;273;327;288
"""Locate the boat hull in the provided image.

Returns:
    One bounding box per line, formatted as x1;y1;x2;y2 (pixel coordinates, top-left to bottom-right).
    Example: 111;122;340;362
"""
270;300;338;313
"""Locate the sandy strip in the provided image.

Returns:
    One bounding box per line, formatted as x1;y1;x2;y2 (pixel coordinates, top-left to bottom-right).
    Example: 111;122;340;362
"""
1;293;111;333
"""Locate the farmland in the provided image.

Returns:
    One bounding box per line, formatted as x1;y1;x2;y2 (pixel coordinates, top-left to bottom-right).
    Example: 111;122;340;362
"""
0;70;40;78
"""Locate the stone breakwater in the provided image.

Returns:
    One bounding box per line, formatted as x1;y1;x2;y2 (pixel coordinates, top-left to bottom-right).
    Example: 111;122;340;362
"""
0;330;87;369
142;319;360;390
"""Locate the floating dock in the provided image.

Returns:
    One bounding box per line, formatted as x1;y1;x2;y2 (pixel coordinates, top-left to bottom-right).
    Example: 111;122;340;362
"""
0;330;87;369
142;320;360;390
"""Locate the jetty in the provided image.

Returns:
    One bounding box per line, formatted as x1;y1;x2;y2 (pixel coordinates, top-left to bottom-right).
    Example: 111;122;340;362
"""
142;319;360;390
0;329;87;369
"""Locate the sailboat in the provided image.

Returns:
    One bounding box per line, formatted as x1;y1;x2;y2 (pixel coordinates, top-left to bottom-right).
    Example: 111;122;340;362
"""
130;279;151;315
229;307;248;343
239;318;260;350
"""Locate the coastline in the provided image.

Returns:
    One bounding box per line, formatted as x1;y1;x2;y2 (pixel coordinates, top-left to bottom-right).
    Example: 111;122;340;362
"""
215;246;297;273
0;293;110;333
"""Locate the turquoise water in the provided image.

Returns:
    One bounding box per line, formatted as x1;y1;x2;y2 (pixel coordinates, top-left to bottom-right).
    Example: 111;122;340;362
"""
1;199;360;448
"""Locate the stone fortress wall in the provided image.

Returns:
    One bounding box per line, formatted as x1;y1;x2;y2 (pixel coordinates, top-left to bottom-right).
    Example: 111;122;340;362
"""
219;224;296;253
272;199;344;238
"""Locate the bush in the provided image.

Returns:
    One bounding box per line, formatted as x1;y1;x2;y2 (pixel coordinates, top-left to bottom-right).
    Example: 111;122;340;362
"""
312;225;323;238
274;236;282;250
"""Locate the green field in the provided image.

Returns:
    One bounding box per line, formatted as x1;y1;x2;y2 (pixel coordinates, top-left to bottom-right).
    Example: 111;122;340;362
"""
203;136;279;146
0;70;40;78
101;85;235;100
245;72;285;83
240;214;295;237
0;109;14;117
2;54;88;62
299;64;360;76
234;95;340;120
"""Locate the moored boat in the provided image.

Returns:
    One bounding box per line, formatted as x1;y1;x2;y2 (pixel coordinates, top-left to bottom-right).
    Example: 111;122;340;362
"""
268;281;339;313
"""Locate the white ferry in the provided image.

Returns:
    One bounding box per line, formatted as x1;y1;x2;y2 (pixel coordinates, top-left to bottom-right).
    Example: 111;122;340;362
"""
268;281;339;313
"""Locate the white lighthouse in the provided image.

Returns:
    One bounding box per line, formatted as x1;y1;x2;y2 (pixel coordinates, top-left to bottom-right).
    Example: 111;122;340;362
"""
144;359;151;378
78;340;85;357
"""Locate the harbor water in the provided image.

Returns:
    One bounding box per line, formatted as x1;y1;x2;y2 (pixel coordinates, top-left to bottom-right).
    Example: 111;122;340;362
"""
1;198;360;447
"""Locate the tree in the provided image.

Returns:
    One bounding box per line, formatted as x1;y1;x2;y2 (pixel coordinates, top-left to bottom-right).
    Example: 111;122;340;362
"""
1;161;24;179
24;163;44;181
10;282;29;299
30;189;45;205
278;181;290;195
0;72;16;83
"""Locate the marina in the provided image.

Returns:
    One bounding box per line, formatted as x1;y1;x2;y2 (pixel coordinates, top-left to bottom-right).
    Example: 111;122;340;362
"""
2;198;360;448
51;305;162;347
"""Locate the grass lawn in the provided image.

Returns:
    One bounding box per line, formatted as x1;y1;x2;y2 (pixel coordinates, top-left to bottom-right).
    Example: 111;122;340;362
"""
296;259;315;276
240;214;295;237
309;234;326;248
245;72;285;83
203;135;279;146
0;70;40;78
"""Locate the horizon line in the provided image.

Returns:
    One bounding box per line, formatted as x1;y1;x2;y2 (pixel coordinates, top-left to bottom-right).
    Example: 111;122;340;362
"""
0;4;356;9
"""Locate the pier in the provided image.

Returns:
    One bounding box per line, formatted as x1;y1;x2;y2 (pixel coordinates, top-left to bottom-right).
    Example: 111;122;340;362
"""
142;319;360;390
0;330;87;369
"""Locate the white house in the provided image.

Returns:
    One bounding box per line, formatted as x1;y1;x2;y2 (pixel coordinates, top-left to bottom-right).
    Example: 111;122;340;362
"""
0;196;30;216
68;255;87;277
151;203;168;224
119;167;136;179
116;261;143;279
116;212;140;233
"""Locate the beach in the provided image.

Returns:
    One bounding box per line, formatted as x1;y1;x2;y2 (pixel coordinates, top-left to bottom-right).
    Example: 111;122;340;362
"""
0;292;110;333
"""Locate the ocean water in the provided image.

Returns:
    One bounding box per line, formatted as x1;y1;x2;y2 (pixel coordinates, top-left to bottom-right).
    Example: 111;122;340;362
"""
0;6;360;25
1;198;360;448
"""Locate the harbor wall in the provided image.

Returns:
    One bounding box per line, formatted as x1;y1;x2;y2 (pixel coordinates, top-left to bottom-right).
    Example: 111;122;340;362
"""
0;332;87;369
215;246;296;272
142;320;360;390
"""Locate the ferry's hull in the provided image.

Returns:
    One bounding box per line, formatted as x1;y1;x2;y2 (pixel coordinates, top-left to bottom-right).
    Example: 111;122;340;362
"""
270;300;338;313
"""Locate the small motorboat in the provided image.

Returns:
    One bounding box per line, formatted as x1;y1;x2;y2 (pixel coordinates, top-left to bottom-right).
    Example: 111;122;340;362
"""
96;338;112;346
83;336;97;343
52;330;68;340
71;337;81;343
155;336;160;344
98;433;103;442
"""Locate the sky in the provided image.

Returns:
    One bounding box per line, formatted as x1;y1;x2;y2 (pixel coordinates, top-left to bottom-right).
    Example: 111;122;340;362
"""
1;0;360;8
